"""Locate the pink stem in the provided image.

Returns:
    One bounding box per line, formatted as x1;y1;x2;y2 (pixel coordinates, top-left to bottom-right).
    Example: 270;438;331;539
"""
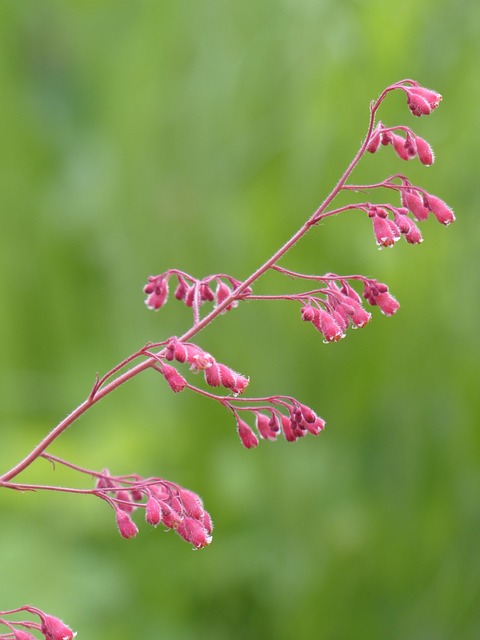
0;85;392;483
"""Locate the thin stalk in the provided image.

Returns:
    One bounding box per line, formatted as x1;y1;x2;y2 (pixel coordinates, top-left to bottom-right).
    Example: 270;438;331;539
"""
0;86;386;484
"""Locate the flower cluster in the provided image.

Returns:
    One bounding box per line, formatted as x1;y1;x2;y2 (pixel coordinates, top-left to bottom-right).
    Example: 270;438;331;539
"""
94;470;213;549
298;275;399;343
399;178;455;226
367;122;434;166
144;270;252;312
228;396;326;448
0;608;75;640
367;205;423;247
0;80;455;638
399;81;442;117
360;184;454;249
362;280;400;316
163;337;249;395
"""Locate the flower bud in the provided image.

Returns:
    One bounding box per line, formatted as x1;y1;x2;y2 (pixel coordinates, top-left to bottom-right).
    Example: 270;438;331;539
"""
256;412;278;440
280;414;297;442
116;509;139;539
424;194;455;225
185;285;198;307
371;214;401;248
145;496;162;526
299;403;317;424
374;291;400;316
311;308;345;343
404;85;442;116
414;135;435;165
237;418;259;449
200;282;215;302
178;489;204;520
144;277;169;310
343;298;371;328
158;502;180;529
215;280;238;312
174;274;189;301
304;416;326;435
300;305;317;322
393;210;423;244
203;362;222;387
176;516;212;549
401;190;430;221
366;123;383;153
40;615;76;640
162;363;188;392
391;133;415;161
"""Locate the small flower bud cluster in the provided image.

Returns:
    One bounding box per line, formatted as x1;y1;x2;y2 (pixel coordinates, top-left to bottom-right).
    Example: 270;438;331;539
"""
0;608;75;640
399;179;455;226
232;397;326;448
165;337;249;395
367;122;434;166
144;270;252;312
300;277;374;343
362;280;400;316
95;471;213;549
399;82;442;117
367;205;423;248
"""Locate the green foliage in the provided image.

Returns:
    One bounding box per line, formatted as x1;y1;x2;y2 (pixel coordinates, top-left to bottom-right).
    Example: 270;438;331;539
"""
1;0;479;638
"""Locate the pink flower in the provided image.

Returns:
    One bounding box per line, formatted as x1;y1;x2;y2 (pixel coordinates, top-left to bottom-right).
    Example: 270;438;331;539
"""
204;362;249;395
366;122;383;153
403;85;442;116
414;135;435;165
280;414;297;442
424;194;455;225
144;276;169;310
237;418;259;449
165;339;214;370
214;280;238;312
145;497;162;526
115;509;139;539
199;282;214;302
298;403;317;424
158;502;180;529
256;412;278;440
174;274;189;301
363;281;400;316
393;210;423;245
40;615;76;640
313;308;345;342
369;208;401;248
331;289;371;328
178;488;204;519
176;516;212;549
161;363;188;392
304;416;326;435
391;133;415;161
401;190;430;221
375;291;400;315
301;305;345;343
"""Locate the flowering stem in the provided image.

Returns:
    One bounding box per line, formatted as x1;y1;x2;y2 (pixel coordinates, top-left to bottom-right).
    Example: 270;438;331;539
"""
0;83;389;484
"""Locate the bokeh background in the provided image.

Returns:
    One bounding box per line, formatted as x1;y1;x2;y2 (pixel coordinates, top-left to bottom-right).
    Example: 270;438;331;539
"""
1;0;479;638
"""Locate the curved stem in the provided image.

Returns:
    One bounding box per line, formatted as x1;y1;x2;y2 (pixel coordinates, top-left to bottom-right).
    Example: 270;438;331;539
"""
0;84;393;483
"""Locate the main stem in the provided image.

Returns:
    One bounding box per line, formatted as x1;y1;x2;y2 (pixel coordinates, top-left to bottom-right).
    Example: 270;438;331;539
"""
0;91;385;484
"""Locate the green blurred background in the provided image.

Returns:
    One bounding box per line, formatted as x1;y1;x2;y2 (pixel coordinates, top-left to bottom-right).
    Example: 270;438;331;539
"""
1;0;479;638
